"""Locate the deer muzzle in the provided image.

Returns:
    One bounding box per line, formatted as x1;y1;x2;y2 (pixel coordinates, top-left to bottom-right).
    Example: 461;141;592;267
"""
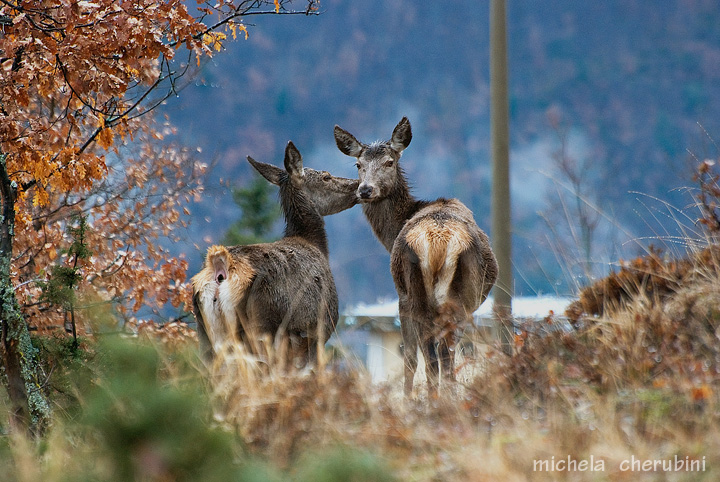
358;184;374;201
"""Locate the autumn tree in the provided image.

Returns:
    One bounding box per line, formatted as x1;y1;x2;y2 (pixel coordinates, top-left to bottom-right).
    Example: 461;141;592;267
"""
0;0;318;434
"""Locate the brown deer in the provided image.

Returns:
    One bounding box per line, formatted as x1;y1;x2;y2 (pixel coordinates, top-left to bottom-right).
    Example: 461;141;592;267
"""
191;141;359;367
334;117;498;397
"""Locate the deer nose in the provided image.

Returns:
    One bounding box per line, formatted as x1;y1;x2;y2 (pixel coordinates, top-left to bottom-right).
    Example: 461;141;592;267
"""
358;184;374;200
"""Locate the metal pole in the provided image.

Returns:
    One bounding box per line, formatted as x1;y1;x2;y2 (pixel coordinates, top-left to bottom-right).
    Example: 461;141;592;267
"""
490;0;514;355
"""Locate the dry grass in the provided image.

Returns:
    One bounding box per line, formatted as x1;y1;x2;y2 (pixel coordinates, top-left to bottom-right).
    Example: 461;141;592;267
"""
202;242;720;480
197;250;720;479
4;243;720;481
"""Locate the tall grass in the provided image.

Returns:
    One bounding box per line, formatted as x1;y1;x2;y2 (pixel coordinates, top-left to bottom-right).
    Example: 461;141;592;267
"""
7;270;720;481
4;162;720;480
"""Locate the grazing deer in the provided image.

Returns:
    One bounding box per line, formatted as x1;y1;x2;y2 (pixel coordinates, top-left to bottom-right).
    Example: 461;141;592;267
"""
191;141;359;367
334;117;498;397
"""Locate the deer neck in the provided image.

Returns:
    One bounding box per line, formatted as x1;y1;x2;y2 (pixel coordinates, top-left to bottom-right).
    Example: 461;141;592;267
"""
362;175;425;252
281;183;329;256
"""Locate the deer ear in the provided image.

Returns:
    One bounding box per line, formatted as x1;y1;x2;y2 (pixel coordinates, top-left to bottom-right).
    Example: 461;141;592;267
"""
390;117;412;153
247;156;283;185
334;125;363;158
283;141;304;180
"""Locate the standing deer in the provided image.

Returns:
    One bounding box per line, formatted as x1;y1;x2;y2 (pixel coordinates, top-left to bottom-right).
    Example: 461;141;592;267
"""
334;117;498;397
191;141;359;367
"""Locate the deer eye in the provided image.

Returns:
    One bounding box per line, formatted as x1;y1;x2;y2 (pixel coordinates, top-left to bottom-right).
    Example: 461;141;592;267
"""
355;162;361;169
383;159;395;168
322;172;332;181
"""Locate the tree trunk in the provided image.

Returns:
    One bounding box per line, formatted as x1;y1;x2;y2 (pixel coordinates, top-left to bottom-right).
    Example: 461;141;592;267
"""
490;0;514;356
0;153;51;435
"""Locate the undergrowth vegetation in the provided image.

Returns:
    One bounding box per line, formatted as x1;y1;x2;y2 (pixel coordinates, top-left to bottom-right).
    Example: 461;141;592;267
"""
4;162;720;480
5;261;720;481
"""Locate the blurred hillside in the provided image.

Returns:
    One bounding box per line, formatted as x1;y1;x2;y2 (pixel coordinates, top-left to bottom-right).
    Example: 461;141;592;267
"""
160;0;720;307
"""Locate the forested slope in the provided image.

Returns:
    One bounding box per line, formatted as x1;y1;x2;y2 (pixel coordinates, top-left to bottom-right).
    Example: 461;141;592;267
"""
162;0;720;304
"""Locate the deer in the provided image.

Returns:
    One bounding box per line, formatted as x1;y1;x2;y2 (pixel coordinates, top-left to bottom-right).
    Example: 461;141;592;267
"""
334;117;498;398
191;141;359;368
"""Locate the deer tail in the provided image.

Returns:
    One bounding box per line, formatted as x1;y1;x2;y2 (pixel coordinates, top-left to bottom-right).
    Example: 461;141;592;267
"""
191;245;255;348
405;219;472;307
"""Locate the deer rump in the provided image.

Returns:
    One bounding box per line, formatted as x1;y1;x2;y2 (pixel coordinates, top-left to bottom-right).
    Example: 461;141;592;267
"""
192;242;338;362
392;200;493;321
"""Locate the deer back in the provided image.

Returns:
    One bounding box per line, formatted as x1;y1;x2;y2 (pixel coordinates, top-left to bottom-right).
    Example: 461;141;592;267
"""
192;142;344;362
228;240;338;342
391;199;497;314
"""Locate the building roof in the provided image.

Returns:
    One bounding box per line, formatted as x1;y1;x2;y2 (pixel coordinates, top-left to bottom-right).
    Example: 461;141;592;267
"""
343;295;575;320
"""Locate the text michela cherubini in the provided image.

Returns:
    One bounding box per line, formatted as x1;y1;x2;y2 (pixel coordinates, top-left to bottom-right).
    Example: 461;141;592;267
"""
533;455;706;473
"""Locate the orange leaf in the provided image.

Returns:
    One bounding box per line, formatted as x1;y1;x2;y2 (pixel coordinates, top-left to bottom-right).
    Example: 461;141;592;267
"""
691;385;712;402
97;127;114;150
32;187;50;207
238;24;249;40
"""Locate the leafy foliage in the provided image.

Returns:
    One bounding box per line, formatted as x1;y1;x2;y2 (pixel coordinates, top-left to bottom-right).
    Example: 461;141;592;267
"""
0;0;318;333
38;214;90;311
0;0;319;435
223;175;281;246
295;447;398;482
29;332;94;418
77;339;247;481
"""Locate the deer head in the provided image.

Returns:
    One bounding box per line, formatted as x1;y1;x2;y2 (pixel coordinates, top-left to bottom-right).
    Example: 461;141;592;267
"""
248;142;359;216
334;117;412;202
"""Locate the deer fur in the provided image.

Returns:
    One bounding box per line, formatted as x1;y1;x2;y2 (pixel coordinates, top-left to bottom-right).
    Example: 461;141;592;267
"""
334;117;498;397
191;141;359;367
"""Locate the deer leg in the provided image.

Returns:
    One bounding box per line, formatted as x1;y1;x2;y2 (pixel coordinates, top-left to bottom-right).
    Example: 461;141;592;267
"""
422;338;440;400
400;319;418;397
305;336;316;368
287;334;312;370
438;333;456;395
